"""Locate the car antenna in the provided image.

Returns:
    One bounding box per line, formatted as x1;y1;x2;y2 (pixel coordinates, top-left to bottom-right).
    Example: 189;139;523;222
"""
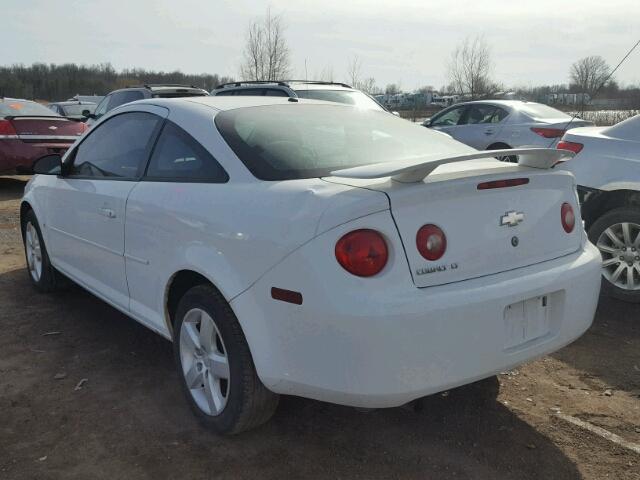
550;37;640;148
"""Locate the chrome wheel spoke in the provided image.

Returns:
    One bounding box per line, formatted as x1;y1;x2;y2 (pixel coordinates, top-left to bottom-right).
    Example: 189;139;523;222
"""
610;263;626;283
622;222;632;245
597;243;617;254
208;352;230;380
181;321;201;352
204;373;224;414
627;266;636;289
604;227;624;248
184;363;204;389
602;257;620;268
199;314;215;353
25;222;42;282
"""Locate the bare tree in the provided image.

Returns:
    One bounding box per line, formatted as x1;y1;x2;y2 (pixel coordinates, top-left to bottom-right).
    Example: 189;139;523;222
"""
346;55;362;88
358;77;378;94
317;64;335;82
447;36;494;99
569;55;611;96
385;83;400;95
240;8;291;81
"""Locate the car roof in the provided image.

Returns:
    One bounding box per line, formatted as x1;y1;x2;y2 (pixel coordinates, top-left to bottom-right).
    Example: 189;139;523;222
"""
134;95;349;112
0;97;37;104
214;80;354;92
457;99;542;108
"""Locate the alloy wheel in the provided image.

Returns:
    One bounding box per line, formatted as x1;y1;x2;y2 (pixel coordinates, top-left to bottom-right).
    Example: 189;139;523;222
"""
179;308;230;415
596;222;640;291
25;222;43;282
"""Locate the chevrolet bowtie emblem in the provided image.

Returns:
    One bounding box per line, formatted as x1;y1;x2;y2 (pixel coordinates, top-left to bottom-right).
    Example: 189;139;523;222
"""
500;211;524;227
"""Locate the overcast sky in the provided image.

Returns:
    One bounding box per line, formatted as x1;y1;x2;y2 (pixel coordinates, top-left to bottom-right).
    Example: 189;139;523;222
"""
3;0;640;90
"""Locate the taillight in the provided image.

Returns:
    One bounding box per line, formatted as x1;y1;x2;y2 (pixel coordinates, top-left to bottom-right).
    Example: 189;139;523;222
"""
556;140;583;154
416;224;447;261
531;127;565;138
0;120;17;136
477;178;529;190
561;202;575;233
335;229;388;277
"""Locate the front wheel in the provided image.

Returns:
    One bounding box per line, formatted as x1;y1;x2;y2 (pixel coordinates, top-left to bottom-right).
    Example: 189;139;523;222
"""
588;207;640;303
173;284;279;434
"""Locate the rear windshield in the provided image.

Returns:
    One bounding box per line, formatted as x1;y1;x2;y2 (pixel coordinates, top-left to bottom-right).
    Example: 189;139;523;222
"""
518;103;570;119
0;100;60;118
215;104;468;180
63;104;96;116
294;89;383;110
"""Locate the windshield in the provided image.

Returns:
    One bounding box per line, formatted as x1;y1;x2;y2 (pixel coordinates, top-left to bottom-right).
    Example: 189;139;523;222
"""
518;103;570;119
294;89;383;110
62;104;96;116
0;100;60;118
215;104;468;180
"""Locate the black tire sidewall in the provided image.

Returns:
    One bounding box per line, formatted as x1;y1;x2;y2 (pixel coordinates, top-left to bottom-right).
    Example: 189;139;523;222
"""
172;286;249;433
588;206;640;303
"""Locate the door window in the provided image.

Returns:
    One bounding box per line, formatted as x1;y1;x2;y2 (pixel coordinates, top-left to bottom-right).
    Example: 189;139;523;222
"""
460;105;509;125
68;112;161;179
145;122;228;182
93;95;110;118
430;106;465;126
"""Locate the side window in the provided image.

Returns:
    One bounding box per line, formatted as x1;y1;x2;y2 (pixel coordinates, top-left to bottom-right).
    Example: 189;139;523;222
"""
69;112;161;179
145;122;228;182
489;107;509;123
107;91;145;111
264;89;288;97
94;95;110;118
461;104;500;125
214;90;235;96
430;106;465;127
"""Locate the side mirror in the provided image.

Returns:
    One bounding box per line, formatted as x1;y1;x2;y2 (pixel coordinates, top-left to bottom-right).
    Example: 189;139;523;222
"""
82;110;95;119
391;111;401;117
33;154;62;175
422;118;432;127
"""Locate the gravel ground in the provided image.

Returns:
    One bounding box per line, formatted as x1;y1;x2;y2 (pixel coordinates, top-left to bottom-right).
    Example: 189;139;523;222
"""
0;175;638;480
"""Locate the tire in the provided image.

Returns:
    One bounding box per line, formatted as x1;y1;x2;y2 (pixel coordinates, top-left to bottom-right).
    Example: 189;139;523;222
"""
173;284;279;434
487;143;518;163
21;209;68;293
588;207;640;303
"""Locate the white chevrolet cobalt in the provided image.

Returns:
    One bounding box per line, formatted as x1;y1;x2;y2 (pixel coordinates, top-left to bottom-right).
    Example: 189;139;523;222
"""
21;96;602;434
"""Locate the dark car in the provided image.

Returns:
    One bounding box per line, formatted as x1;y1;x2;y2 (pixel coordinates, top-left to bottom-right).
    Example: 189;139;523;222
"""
48;101;97;120
86;84;209;126
210;80;387;111
0;98;87;173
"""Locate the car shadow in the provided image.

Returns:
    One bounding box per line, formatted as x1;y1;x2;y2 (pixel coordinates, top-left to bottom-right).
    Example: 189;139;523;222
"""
0;267;582;480
551;294;640;394
0;175;29;201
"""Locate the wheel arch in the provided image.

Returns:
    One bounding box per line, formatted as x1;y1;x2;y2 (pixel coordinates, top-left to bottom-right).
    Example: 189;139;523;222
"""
486;141;512;150
164;269;240;339
19;200;33;235
582;189;640;230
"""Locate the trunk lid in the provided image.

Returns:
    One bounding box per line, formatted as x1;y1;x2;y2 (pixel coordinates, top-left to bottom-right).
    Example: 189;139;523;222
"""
7;116;85;143
329;160;582;287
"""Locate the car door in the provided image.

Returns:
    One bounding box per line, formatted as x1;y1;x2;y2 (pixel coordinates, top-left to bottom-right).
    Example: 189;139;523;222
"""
427;105;467;138
45;107;166;310
125;120;229;331
453;104;510;149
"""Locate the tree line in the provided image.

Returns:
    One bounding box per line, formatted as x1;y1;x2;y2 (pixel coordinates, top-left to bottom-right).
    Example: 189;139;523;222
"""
0;63;234;101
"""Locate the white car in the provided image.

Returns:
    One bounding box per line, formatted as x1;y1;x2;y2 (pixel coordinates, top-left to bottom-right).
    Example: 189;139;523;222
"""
557;114;640;302
21;96;601;434
423;100;592;159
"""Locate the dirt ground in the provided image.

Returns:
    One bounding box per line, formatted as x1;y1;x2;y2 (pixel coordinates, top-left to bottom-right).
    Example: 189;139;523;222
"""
0;175;638;480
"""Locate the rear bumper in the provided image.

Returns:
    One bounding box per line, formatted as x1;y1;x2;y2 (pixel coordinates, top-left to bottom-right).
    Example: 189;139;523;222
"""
0;140;71;172
231;236;602;408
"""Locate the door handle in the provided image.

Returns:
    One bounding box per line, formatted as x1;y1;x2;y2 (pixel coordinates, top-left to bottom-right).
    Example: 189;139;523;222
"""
99;207;116;219
484;128;495;135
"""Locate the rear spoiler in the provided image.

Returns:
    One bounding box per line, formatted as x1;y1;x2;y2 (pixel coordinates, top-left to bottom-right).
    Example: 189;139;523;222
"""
4;115;72;121
331;148;575;183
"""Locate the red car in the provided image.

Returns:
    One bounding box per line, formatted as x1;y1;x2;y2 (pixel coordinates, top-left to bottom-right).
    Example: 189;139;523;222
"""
0;98;87;173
